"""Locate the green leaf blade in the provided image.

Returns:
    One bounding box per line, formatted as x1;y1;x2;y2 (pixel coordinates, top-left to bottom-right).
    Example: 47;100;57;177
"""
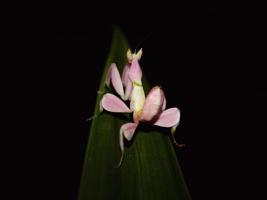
78;27;191;200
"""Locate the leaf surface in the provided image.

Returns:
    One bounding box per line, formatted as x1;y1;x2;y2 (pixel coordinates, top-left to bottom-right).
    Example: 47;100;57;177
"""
78;27;191;200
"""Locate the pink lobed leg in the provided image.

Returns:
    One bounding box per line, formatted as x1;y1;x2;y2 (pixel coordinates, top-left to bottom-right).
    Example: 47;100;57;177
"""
105;63;124;98
100;93;131;113
154;107;184;147
117;122;138;167
153;107;180;127
140;86;164;122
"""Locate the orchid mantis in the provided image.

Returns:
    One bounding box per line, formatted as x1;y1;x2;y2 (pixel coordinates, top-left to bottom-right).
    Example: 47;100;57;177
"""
100;49;184;166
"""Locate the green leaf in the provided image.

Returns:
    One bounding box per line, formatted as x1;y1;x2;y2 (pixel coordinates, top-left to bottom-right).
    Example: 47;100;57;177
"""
78;26;191;200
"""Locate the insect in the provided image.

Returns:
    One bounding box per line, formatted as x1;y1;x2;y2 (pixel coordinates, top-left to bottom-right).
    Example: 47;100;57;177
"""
100;49;184;166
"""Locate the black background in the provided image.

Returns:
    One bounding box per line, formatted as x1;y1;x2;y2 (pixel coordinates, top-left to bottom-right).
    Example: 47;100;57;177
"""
2;1;267;199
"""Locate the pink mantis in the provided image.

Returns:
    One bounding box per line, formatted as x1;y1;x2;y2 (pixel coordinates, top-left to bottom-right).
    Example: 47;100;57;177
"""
100;49;184;166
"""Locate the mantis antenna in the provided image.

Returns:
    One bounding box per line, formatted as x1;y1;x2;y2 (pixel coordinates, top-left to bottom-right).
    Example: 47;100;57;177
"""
134;31;153;53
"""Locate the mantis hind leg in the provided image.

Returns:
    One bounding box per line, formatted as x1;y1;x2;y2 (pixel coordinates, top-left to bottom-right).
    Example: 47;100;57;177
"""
114;151;124;168
171;133;186;147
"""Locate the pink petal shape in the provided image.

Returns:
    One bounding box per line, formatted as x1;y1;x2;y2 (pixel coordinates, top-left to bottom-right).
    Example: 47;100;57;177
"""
117;122;138;167
120;122;138;142
153;107;180;127
105;63;124;98
123;79;133;100
122;64;131;86
129;59;142;82
121;63;133;100
100;93;131;113
140;86;164;122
